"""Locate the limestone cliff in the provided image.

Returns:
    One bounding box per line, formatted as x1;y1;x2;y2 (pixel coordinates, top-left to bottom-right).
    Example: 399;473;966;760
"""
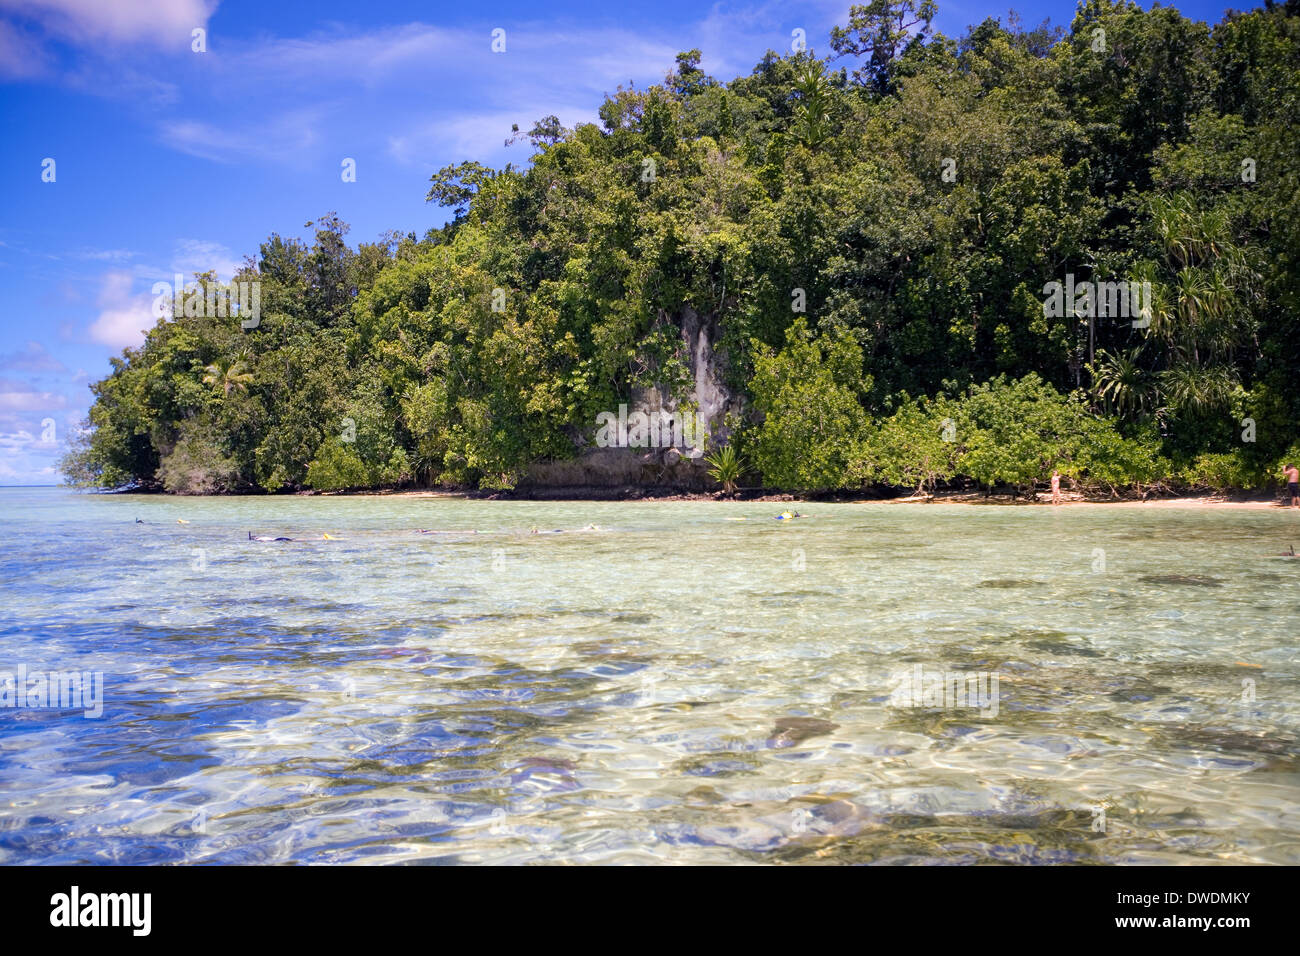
523;307;743;489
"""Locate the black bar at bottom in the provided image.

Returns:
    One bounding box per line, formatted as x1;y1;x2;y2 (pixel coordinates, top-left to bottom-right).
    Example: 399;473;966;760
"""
0;864;1285;944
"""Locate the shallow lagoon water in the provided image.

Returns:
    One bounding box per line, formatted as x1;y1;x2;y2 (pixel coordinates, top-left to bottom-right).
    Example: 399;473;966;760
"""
0;487;1297;864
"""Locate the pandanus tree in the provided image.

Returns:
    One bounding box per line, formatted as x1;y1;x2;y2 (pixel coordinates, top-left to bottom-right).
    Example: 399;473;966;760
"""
1156;363;1238;418
1089;347;1152;421
704;443;744;494
791;60;834;148
1127;193;1258;420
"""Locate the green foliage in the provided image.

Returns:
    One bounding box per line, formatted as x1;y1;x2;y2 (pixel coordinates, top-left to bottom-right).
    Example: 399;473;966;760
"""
305;439;370;491
158;420;242;495
748;318;868;491
831;0;938;93
58;420;101;488
704;443;744;493
959;375;1072;490
791;59;835;148
863;394;960;494
1179;451;1263;492
861;376;1169;495
425;161;495;218
956;374;1157;493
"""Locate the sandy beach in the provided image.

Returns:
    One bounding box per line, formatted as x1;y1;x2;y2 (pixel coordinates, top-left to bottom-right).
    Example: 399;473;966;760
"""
898;492;1297;510
302;486;1299;509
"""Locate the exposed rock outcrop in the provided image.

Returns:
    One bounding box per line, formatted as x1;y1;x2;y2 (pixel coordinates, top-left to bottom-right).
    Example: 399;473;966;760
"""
522;307;743;490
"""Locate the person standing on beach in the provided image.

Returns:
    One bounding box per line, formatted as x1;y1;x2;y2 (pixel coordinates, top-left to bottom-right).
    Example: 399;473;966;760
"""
1285;463;1299;508
1051;470;1062;505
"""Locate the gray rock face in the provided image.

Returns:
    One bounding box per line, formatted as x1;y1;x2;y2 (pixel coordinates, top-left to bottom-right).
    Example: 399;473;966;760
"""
523;308;744;489
679;306;735;440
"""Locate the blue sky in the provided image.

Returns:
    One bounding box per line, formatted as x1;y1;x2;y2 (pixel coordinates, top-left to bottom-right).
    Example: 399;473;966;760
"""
0;0;1238;484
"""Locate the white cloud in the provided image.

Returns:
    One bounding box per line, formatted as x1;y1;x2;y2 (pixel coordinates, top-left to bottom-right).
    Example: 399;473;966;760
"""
138;20;746;169
62;60;181;106
77;243;243;353
249;22;463;85
0;0;217;48
8;6;856;175
0;397;79;483
95;239;244;303
0;428;36;450
88;303;152;350
86;270;155;350
0;379;66;414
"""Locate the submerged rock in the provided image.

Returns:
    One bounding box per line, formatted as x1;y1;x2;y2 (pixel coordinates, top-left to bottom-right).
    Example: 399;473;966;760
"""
1025;639;1102;658
1138;574;1223;588
767;717;839;749
1173;728;1297;758
508;757;580;791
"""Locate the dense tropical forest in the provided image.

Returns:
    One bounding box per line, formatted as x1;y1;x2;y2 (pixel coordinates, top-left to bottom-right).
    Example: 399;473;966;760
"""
63;0;1300;496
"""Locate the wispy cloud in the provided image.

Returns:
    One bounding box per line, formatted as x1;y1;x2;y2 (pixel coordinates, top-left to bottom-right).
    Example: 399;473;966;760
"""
388;104;596;167
76;240;241;350
9;10;851;170
73;247;137;262
169;238;241;281
158;108;328;164
0;340;67;374
0;386;76;484
0;0;209;93
0;16;51;78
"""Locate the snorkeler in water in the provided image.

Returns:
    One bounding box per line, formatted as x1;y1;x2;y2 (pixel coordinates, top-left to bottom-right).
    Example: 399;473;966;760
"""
248;532;293;542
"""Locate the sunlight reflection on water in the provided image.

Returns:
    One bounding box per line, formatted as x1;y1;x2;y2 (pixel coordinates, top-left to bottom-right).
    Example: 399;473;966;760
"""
0;488;1297;864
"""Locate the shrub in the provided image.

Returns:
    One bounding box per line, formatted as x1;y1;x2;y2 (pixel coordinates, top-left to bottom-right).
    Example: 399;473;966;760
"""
863;395;961;494
158;422;241;495
747;318;868;491
305;439;370;491
1179;451;1262;492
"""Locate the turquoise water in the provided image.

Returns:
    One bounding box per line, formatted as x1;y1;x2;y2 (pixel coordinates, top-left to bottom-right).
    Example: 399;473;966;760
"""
0;486;1297;864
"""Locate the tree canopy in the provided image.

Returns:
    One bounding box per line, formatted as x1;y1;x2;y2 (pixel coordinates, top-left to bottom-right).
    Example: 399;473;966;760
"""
64;1;1300;495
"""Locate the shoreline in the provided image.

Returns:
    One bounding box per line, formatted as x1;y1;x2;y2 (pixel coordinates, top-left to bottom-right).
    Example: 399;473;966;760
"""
72;484;1298;509
297;487;1297;509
